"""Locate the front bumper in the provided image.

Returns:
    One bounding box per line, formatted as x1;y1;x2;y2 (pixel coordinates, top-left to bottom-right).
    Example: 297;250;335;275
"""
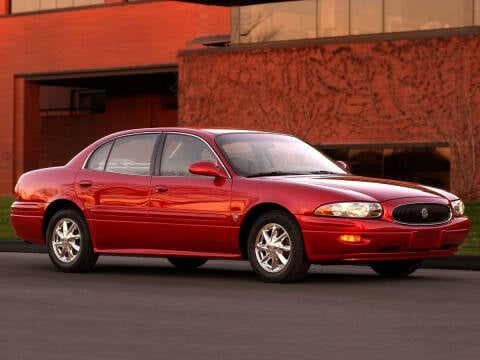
297;215;470;263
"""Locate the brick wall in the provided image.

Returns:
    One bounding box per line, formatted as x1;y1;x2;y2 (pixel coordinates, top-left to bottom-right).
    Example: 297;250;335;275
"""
0;0;7;14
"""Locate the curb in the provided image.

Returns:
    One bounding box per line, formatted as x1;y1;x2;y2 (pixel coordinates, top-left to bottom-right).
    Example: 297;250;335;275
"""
0;240;478;270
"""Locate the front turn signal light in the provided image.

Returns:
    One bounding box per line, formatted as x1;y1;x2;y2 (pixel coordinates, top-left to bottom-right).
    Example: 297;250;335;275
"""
338;234;370;245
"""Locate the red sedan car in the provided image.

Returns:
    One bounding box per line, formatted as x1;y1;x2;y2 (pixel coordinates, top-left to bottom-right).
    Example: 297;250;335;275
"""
11;128;470;282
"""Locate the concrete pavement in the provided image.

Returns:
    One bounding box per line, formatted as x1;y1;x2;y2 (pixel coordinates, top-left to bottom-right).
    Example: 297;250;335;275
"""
0;240;478;270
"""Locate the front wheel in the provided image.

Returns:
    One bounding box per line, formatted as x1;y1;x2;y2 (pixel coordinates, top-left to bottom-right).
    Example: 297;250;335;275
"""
247;211;310;283
46;209;98;272
369;260;423;277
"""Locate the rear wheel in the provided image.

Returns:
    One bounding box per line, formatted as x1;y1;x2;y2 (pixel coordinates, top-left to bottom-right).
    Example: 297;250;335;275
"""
369;260;423;277
167;257;208;270
46;209;98;272
247;211;310;283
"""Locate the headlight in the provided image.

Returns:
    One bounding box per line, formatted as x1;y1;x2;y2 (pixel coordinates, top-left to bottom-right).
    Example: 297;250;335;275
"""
314;202;383;218
451;199;465;216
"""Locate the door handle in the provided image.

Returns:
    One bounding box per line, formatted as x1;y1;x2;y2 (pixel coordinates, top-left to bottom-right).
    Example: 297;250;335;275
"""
79;180;93;188
154;185;168;193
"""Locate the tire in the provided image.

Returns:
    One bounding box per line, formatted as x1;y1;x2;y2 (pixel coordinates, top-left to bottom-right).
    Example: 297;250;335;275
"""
46;209;98;272
247;210;310;283
369;260;423;277
167;257;208;270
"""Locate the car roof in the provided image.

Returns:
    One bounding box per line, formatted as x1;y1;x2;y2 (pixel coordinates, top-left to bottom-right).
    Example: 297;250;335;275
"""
109;127;269;136
200;128;269;135
99;127;274;142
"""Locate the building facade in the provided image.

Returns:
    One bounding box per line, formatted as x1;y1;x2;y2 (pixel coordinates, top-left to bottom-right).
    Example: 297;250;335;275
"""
0;0;229;194
1;0;479;200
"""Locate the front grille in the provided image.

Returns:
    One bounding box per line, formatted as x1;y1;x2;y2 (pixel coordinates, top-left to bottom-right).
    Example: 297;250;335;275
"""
392;203;451;225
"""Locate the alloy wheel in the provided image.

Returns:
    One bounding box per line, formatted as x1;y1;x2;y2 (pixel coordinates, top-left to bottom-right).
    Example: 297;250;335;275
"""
51;217;81;263
254;223;292;273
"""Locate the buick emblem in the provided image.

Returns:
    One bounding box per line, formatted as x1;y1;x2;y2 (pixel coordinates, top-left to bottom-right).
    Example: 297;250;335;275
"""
421;208;429;219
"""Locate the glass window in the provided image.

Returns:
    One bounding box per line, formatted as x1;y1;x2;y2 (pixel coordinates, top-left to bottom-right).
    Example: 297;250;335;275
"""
105;134;157;176
475;0;480;25
217;140;259;176
235;0;476;43
40;0;57;10
216;133;346;177
57;0;74;8
74;0;103;6
350;0;383;35
240;0;316;43
160;134;217;177
11;0;39;13
321;145;451;189
317;0;349;37
39;85;106;116
385;0;473;32
11;0;103;13
85;140;113;171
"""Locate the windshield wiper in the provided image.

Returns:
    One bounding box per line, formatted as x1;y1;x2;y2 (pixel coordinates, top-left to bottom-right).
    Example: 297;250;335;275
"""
308;170;344;175
247;171;303;178
247;170;345;178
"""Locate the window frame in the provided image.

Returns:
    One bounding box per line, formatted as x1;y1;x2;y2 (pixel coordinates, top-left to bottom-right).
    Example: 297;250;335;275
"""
233;0;480;44
9;0;105;14
84;139;114;172
84;132;160;177
155;132;231;179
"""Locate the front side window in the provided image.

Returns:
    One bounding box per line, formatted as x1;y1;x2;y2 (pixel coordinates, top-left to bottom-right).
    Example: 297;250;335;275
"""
101;134;157;176
160;134;217;177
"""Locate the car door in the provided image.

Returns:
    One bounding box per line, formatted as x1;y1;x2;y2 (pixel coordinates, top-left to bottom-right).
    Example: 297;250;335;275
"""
76;133;158;251
149;132;234;254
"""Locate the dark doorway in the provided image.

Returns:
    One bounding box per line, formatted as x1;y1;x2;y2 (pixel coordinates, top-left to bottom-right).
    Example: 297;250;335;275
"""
24;66;178;168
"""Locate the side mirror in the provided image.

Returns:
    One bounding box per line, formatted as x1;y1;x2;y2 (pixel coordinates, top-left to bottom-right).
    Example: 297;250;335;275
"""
336;160;351;172
189;161;227;178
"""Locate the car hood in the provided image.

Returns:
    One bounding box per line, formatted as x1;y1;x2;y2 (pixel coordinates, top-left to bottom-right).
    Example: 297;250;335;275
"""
271;175;449;202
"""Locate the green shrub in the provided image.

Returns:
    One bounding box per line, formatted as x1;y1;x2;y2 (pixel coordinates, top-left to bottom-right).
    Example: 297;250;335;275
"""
460;203;480;255
0;196;19;240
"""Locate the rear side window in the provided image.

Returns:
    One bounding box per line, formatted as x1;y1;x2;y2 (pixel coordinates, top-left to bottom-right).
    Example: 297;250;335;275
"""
86;134;157;175
85;140;113;171
105;134;157;175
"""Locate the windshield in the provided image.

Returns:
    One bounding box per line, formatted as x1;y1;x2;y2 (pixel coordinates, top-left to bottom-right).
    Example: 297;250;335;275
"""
215;132;347;177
